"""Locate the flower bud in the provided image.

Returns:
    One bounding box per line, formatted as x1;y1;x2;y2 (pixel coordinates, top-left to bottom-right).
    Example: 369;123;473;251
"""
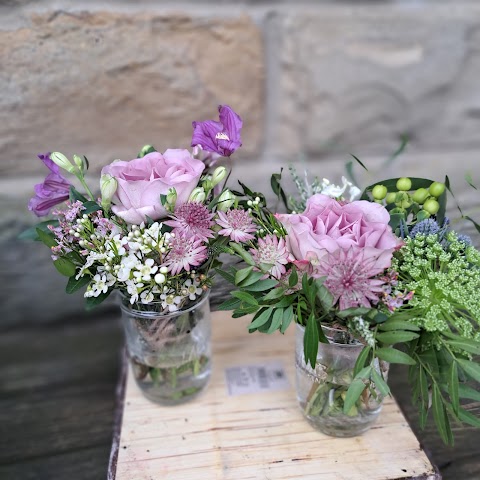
216;189;236;211
189;187;206;203
73;154;88;173
211;166;227;187
50;152;76;174
138;145;156;158
100;174;118;209
166;187;177;207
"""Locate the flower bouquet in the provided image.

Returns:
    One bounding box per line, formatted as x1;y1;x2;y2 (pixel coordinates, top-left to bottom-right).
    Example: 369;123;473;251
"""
219;168;480;441
22;105;244;404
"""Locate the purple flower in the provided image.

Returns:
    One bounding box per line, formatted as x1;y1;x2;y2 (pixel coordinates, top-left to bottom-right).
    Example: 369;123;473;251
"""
191;105;242;157
28;153;71;217
216;209;256;243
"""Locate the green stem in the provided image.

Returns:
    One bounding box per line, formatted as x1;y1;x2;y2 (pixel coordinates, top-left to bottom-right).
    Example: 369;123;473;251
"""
76;173;96;201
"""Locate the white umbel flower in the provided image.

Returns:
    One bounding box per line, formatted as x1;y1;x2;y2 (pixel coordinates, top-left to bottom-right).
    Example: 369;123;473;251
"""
183;278;202;300
133;258;158;281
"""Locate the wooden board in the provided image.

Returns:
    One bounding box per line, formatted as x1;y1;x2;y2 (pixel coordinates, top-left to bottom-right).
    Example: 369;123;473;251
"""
110;311;440;480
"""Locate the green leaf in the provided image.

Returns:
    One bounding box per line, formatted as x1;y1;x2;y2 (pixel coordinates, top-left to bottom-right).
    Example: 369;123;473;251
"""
304;313;319;368
235;266;254;286
350;154;368;171
69;185;88;203
262;287;285;301
238;270;265;287
267;308;283;334
232;306;260;318
215;267;236;285
19;220;59;241
444;335;480;355
336;307;372;319
281;305;294;334
272;295;295;308
229;243;255;266
316;284;334;311
65;275;91;294
248;308;273;331
85;289;112;311
419;367;429;409
372;312;389;324
376;347;416;365
432;385;453;446
82;201;102;214
376;331;419;345
217;297;241;311
458;384;480;402
449;361;459;416
458;407;480;428
243;279;279;292
378;319;420;332
288;268;298;288
231;291;258;306
457;358;480;383
371;369;390;397
53;257;77;277
354;346;372;377
36;227;57;248
343;378;367;414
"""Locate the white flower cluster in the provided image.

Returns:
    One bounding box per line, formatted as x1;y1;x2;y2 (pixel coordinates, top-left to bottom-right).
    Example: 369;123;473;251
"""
319;177;361;202
78;221;206;310
349;316;375;348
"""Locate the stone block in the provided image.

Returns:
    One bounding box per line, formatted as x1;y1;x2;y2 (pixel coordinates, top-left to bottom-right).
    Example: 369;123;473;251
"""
276;4;480;158
0;11;264;175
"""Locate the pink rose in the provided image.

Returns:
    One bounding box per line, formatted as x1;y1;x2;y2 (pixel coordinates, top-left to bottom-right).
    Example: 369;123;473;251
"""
101;149;205;224
276;194;402;275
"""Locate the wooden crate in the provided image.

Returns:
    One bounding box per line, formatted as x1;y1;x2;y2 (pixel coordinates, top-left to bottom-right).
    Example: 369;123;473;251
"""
109;311;440;480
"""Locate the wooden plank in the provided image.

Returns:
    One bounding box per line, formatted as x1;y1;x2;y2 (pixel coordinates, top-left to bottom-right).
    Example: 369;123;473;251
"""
113;312;440;480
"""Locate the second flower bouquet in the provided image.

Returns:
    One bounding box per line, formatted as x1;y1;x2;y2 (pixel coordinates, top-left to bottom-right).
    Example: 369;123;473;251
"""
218;170;480;441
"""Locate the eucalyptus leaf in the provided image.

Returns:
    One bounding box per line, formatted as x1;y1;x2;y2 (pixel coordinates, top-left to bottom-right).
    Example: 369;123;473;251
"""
304;313;319;368
376;331;419;345
343;378;367;415
376;347;416;365
248;308;273;331
281;305;294;334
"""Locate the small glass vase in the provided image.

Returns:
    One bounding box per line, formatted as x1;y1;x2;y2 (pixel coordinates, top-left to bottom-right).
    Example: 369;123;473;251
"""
120;292;211;405
295;323;389;437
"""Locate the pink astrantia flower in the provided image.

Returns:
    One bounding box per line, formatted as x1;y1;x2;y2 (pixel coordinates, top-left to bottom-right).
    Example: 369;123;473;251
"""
165;202;215;242
216;209;256;242
316;247;392;310
164;235;207;275
250;235;294;279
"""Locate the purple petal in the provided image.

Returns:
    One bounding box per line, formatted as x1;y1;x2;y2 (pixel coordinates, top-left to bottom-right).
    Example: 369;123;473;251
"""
191;120;223;155
38;152;60;175
218;105;242;145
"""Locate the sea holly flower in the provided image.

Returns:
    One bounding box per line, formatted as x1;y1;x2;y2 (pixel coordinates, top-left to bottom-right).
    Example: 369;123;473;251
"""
216;209;256;242
191;105;242;157
165;202;215;242
28;153;71;217
250;235;293;279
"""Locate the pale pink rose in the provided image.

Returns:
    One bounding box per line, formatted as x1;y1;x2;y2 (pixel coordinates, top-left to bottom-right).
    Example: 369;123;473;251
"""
276;194;402;276
101;149;205;224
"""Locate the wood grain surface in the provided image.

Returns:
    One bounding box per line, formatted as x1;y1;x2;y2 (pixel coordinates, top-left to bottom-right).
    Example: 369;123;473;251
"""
113;312;439;480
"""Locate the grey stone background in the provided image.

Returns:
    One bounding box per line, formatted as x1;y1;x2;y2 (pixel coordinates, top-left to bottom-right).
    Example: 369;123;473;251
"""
2;1;480;324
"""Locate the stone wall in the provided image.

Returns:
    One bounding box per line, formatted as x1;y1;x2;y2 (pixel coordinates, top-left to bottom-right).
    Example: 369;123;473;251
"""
2;1;480;323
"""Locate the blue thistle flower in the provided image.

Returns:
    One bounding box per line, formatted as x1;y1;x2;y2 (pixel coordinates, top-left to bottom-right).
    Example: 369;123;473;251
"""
409;219;440;238
457;234;472;246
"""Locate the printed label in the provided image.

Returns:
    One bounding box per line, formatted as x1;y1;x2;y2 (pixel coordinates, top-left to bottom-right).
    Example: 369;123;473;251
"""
224;361;290;396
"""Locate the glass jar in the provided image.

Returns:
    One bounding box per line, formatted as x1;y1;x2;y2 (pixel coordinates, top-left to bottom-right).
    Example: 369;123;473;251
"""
120;292;211;405
295;323;389;437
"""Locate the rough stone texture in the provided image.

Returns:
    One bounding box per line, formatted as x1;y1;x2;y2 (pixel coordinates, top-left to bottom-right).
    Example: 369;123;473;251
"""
0;11;264;175
276;4;480;159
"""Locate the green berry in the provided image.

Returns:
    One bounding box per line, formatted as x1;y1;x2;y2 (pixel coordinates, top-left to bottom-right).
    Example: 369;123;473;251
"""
385;192;397;204
429;182;446;198
423;198;440;215
396;177;412;191
412;188;429;205
391;207;406;215
372;184;388;200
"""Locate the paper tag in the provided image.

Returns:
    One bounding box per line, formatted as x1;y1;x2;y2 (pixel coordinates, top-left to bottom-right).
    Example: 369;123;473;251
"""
224;361;290;396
